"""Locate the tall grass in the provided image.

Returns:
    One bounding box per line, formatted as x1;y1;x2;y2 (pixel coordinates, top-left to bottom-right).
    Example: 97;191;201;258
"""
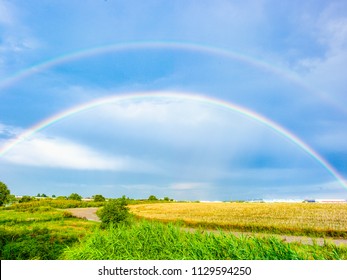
63;220;347;260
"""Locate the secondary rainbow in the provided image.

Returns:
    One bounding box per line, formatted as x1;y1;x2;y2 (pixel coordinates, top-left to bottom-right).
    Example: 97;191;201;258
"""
0;41;344;113
0;91;346;190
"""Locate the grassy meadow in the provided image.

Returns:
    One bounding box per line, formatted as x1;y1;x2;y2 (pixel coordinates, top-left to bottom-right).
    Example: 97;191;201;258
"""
0;206;98;259
1;200;347;260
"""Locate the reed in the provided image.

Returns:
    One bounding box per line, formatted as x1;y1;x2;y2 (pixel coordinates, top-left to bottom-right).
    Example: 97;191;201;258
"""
63;220;347;260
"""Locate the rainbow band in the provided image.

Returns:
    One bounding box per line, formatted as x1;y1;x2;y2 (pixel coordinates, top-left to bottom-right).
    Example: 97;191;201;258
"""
0;91;346;190
0;41;345;113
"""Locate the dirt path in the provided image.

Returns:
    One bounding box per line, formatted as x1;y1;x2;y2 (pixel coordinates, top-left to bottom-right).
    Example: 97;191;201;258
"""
65;207;100;221
65;207;347;246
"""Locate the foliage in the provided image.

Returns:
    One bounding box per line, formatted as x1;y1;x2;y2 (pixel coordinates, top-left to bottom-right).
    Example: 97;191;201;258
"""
0;208;97;259
63;220;347;260
96;198;130;228
0;181;11;206
68;193;82;201
148;195;158;201
7;194;16;204
19;196;35;203
92;194;105;202
7;199;105;210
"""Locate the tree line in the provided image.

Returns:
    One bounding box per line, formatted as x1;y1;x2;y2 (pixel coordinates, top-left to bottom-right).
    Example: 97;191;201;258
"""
0;181;174;206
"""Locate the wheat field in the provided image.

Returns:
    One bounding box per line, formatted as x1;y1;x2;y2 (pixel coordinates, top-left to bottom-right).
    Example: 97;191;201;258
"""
129;202;347;237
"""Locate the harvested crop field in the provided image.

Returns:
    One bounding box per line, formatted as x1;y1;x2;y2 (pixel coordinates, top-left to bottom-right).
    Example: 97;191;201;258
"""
129;202;347;238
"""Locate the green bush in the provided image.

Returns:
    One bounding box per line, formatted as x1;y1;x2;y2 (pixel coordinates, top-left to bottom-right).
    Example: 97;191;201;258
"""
92;194;105;202
96;198;130;228
68;193;82;201
19;196;35;203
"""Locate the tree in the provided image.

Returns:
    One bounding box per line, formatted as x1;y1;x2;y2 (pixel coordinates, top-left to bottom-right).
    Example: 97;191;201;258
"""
148;195;158;201
0;181;11;206
68;193;82;201
92;194;105;202
96;197;130;228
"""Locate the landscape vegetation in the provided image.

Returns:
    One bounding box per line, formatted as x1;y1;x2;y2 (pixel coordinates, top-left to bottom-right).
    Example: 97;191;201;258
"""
1;181;347;260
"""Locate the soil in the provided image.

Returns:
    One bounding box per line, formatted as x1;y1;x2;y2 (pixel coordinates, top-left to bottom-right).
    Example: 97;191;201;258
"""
65;207;100;222
65;207;347;247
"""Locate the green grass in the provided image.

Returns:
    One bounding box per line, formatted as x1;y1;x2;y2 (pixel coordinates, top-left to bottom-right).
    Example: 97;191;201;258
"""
63;219;347;260
0;206;97;260
6;199;105;210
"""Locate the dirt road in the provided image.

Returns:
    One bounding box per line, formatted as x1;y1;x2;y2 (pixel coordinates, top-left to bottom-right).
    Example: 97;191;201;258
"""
65;207;347;246
66;207;100;221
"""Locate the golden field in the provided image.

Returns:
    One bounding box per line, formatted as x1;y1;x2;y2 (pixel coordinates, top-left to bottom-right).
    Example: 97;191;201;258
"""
129;202;347;237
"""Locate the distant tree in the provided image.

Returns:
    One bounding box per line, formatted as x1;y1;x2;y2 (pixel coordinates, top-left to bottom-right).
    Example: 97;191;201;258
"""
41;193;47;197
163;196;170;201
0;181;11;206
68;193;82;201
52;194;56;198
148;195;158;201
37;193;41;197
19;195;34;203
93;194;105;202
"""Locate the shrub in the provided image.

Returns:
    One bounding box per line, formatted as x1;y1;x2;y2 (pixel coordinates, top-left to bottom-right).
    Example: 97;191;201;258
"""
68;193;82;201
19;196;35;203
92;194;105;202
96;198;130;228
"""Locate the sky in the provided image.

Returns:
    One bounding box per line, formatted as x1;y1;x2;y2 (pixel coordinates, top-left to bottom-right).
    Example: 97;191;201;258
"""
0;0;346;200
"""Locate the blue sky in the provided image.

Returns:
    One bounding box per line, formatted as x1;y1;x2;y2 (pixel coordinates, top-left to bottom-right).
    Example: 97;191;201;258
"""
0;0;346;200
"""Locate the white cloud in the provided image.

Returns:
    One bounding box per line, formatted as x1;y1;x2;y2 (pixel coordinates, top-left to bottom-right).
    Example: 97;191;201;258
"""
2;133;156;172
0;123;23;139
55;96;267;155
294;2;347;106
315;3;347;54
169;182;210;190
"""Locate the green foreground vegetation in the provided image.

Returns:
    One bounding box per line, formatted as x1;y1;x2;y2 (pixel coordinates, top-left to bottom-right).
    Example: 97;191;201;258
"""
1;200;347;260
0;207;97;259
63;220;347;260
